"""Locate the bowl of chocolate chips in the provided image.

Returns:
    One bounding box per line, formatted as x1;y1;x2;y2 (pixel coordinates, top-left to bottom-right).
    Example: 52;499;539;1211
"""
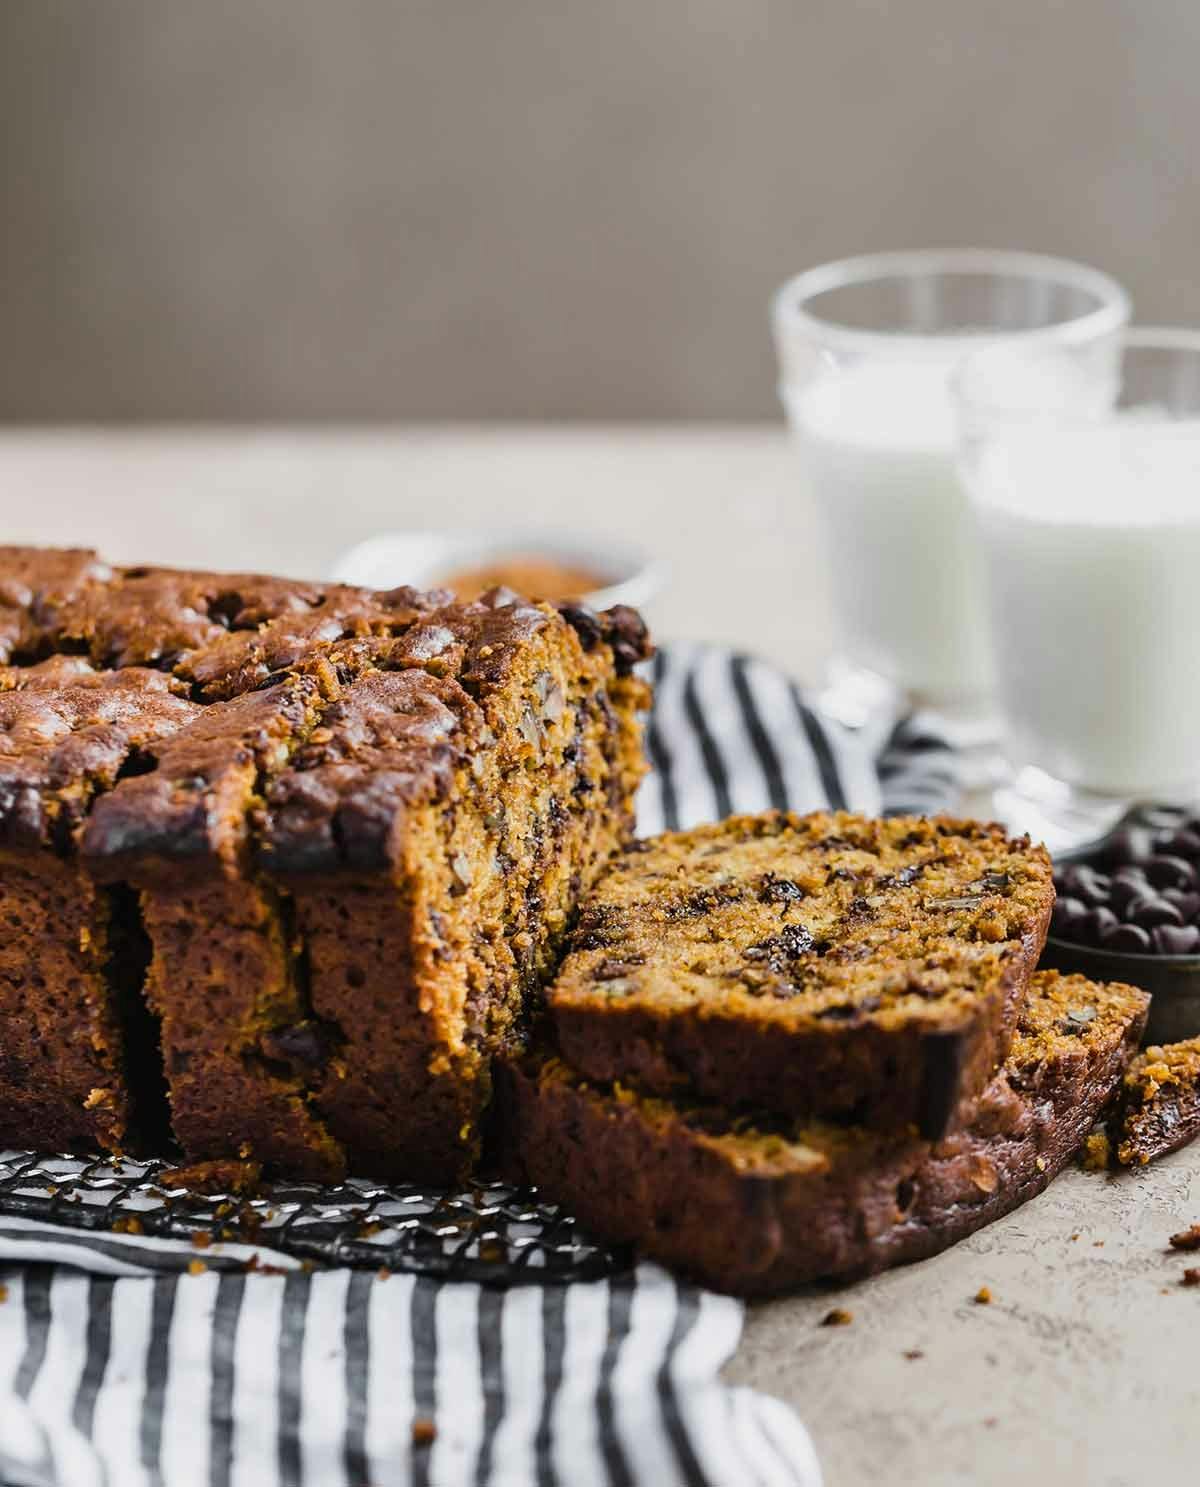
1041;804;1200;1042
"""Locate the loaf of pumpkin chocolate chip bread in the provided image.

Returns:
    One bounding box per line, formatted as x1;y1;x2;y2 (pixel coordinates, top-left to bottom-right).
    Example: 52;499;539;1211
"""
546;811;1056;1138
0;546;651;1180
502;971;1149;1295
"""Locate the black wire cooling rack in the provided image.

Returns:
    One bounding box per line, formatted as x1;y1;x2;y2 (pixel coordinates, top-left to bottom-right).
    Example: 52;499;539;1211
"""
0;1149;630;1285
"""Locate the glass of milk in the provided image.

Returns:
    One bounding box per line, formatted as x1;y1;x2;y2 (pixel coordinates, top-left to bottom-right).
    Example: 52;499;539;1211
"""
772;251;1130;735
956;328;1200;845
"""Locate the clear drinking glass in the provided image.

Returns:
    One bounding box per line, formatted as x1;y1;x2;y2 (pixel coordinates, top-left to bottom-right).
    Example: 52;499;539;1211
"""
771;250;1131;738
955;328;1200;848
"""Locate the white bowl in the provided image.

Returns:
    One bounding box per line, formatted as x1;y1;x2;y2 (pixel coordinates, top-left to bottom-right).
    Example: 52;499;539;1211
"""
330;529;665;616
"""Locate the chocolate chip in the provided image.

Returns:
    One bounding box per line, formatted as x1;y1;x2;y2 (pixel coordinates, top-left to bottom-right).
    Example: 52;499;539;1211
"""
1100;923;1152;953
1051;897;1088;935
259;1021;331;1069
1109;877;1148;914
592;956;645;980
1146;854;1197;891
1152;924;1200;955
1163;889;1200;920
744;923;817;972
758;873;806;906
1125;894;1184;929
1061;867;1112;906
1162;828;1200;861
557;604;603;651
817;996;882;1021
1106;827;1155;865
1078;906;1119;946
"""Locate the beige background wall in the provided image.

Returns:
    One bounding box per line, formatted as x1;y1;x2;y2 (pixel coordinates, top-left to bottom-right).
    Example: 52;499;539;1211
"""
0;0;1193;421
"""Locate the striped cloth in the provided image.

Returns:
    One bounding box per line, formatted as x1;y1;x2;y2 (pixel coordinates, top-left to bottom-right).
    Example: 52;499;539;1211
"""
0;644;958;1487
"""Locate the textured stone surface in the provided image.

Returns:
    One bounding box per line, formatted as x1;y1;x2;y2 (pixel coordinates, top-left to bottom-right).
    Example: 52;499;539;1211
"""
729;1149;1200;1486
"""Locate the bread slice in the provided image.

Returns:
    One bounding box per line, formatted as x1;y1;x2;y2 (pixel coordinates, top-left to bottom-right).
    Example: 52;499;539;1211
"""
502;971;1149;1296
0;681;199;1152
255;598;649;1184
82;670;347;1182
547;812;1055;1137
1111;1038;1200;1166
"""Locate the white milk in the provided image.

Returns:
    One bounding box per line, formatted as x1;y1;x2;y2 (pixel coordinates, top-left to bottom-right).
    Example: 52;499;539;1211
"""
785;359;994;704
969;422;1200;796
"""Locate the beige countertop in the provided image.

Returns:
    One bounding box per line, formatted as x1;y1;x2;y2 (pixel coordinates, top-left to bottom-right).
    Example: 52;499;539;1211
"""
1;424;1193;1487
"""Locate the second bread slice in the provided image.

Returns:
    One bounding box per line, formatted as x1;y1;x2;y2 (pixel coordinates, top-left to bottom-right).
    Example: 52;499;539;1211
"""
506;971;1148;1295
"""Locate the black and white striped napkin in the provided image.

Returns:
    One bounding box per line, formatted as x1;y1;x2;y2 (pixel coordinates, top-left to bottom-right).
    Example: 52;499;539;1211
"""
0;644;959;1487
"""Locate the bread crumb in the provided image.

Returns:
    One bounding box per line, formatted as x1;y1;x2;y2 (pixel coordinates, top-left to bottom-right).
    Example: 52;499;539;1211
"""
1081;1132;1111;1171
412;1418;437;1446
191;1231;213;1250
377;1266;392;1281
1170;1224;1200;1251
1181;1268;1200;1288
111;1216;143;1236
902;1348;924;1360
0;1283;8;1304
187;1259;208;1276
820;1308;853;1327
974;1286;993;1305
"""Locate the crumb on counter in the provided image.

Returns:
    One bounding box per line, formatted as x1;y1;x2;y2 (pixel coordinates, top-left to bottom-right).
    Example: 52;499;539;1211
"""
820;1308;853;1327
974;1286;993;1305
1170;1224;1200;1252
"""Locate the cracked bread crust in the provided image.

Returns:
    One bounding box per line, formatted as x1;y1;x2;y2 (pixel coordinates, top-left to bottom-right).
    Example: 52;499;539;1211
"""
501;971;1148;1296
547;811;1055;1138
0;656;190;695
0;684;200;851
32;565;331;671
82;670;337;882
0;546;113;664
257;669;477;876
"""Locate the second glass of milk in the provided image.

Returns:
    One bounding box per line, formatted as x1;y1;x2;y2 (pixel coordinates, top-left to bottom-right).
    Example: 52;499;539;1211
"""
772;251;1130;728
957;329;1200;844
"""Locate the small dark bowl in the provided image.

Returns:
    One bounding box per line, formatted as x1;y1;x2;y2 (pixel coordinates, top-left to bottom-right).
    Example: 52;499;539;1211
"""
1041;804;1200;1044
